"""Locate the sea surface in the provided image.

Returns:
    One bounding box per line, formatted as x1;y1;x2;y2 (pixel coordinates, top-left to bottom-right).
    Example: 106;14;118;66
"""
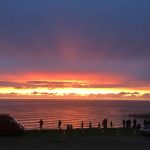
0;100;150;130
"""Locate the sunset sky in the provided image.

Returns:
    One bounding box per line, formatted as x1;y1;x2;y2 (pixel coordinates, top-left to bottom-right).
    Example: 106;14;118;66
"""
0;0;150;100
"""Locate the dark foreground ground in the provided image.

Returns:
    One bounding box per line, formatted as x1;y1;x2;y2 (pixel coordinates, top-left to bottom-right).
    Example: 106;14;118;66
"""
0;128;149;150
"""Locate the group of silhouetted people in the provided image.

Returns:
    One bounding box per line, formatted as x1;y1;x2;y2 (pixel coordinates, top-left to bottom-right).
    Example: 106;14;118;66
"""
67;123;73;130
38;119;114;130
102;118;108;128
123;119;132;128
80;120;113;129
122;119;141;129
38;118;147;130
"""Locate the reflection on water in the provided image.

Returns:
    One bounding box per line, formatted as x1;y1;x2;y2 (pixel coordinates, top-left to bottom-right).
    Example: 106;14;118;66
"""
0;100;150;129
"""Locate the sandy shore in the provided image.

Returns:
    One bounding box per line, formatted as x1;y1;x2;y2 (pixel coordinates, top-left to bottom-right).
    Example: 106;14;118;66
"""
0;128;149;150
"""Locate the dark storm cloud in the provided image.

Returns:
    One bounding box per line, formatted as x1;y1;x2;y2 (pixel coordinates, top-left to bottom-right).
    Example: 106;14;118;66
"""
0;0;150;83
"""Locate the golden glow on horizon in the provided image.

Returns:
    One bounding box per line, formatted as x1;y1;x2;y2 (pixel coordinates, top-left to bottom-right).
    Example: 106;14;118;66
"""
0;87;149;96
0;72;149;100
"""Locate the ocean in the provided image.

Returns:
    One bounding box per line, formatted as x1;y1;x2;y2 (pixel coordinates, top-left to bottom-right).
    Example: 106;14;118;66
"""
0;100;150;130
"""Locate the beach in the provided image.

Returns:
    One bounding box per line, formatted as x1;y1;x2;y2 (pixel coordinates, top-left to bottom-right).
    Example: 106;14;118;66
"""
0;128;149;150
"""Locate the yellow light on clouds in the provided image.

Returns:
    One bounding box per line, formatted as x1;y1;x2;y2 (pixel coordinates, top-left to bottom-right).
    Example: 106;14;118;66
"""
0;87;148;96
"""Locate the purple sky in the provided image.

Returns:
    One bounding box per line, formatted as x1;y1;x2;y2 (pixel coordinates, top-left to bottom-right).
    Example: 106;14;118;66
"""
0;0;150;91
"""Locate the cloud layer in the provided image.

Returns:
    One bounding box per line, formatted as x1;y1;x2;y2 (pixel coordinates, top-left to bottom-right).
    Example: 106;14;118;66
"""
0;0;150;99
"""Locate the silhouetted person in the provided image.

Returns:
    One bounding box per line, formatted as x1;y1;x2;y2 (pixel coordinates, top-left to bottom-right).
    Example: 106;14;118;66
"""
98;122;101;129
67;124;70;130
102;118;107;129
70;124;73;130
126;119;131;128
126;120;128;128
133;119;137;128
39;119;43;130
81;121;83;130
137;123;141;129
123;119;126;128
89;121;92;129
128;119;131;128
110;121;113;128
58;120;62;130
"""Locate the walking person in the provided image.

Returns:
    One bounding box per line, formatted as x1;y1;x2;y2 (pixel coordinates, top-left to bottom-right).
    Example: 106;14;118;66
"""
39;119;43;130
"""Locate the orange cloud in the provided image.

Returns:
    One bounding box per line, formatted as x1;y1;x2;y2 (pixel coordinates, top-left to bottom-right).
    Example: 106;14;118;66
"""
0;71;123;84
0;71;149;100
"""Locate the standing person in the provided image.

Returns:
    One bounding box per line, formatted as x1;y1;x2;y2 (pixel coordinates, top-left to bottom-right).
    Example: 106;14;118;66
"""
67;123;70;130
39;119;43;130
126;120;129;128
58;120;62;130
98;122;101;129
110;121;113;128
89;121;92;129
103;119;107;129
133;119;137;128
128;119;131;128
123;119;126;128
70;124;73;130
137;123;141;129
81;121;84;130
